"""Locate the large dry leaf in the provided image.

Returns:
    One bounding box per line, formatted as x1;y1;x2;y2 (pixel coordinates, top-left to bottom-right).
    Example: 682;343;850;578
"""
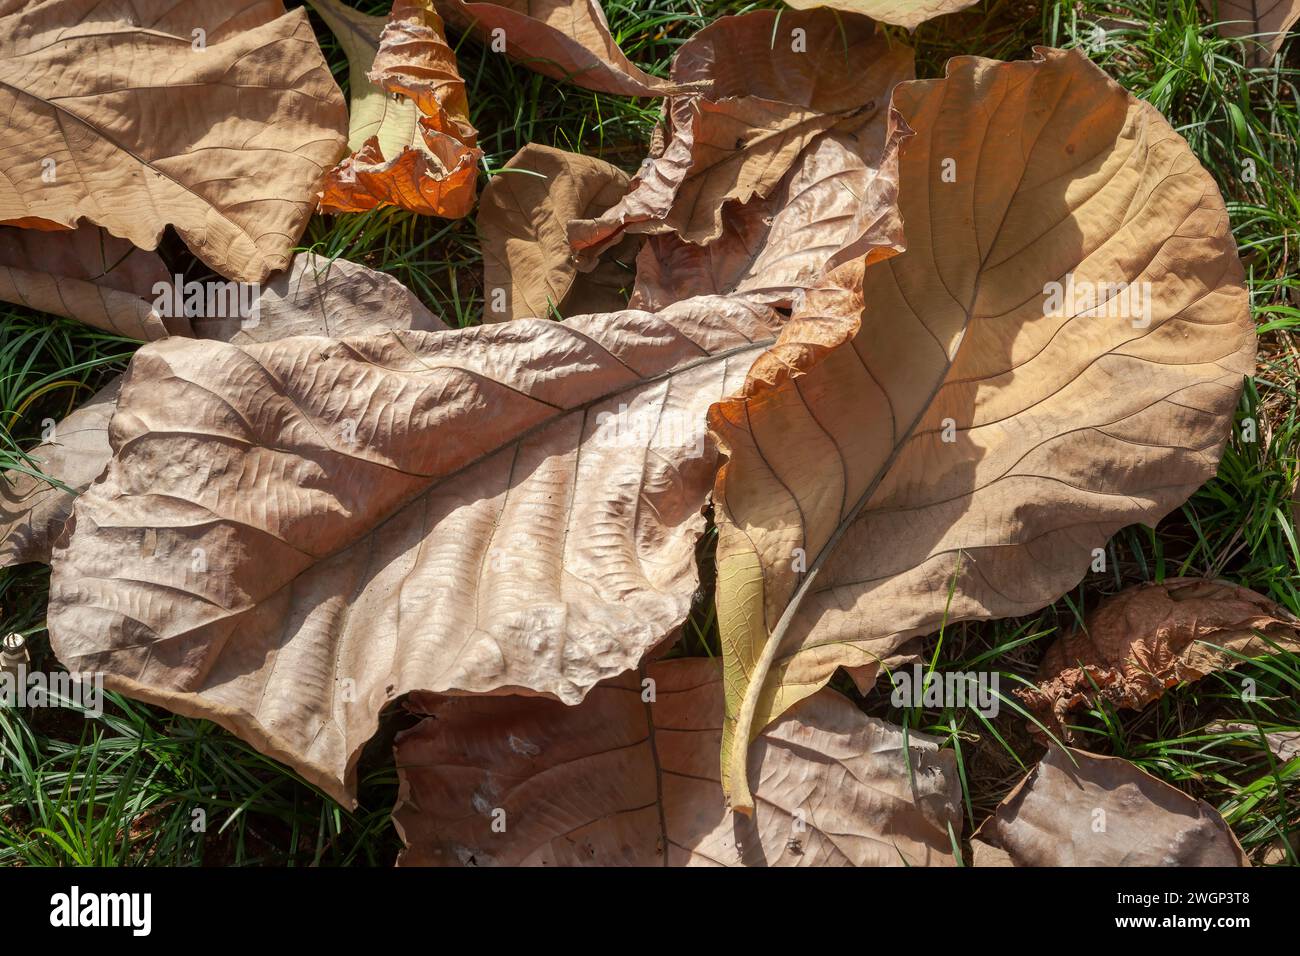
782;1;981;31
316;0;482;216
1018;579;1300;735
479;144;637;322
1201;0;1300;65
568;9;914;252
631;119;910;311
0;254;446;568
0;226;172;340
393;657;962;866
47;297;780;804
712;47;1256;811
971;746;1248;866
0;0;348;283
435;0;676;97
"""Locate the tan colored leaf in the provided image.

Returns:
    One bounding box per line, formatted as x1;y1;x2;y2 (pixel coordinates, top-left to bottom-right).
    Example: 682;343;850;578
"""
317;0;482;217
0;226;172;340
782;0;981;31
479;144;638;322
394;657;962;866
971;746;1248;866
0;378;122;568
47;297;779;804
0;1;348;283
1208;722;1300;762
569;9;913;252
1018;579;1300;735
436;0;677;97
0;254;446;568
712;48;1256;811
631;119;909;311
1201;0;1300;65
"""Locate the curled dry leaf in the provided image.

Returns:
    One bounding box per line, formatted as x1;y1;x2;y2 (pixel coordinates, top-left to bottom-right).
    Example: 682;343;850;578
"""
435;0;677;97
782;0;982;31
569;9;914;253
0;226;172;341
1018;578;1300;736
631;118;910;311
0;254;446;568
971;746;1248;866
314;0;482;217
713;47;1256;811
479;144;638;322
0;0;348;283
394;657;962;866
47;297;780;804
1200;0;1300;65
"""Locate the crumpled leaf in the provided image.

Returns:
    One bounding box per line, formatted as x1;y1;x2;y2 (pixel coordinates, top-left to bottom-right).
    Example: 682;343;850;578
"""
713;47;1256;811
1018;579;1300;736
781;0;981;31
47;296;780;804
393;657;962;866
436;0;678;97
0;378;122;568
0;0;348;283
1201;0;1300;65
315;0;482;216
971;746;1248;866
479;144;638;321
631;119;910;311
569;9;913;253
0;254;446;568
0;226;172;340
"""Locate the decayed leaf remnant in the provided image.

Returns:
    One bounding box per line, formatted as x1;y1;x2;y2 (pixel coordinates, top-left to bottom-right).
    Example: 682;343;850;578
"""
713;47;1256;811
1018;578;1300;735
314;0;482;216
0;0;348;282
971;746;1249;866
394;657;962;866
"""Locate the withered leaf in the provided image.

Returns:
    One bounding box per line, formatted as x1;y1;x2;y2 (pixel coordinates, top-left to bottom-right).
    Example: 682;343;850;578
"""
316;0;482;217
394;657;962;866
782;0;981;31
0;254;446;568
713;48;1256;810
47;297;779;804
0;226;172;340
569;9;913;252
0;0;348;283
971;746;1248;866
479;144;638;322
1018;579;1300;735
436;0;677;97
631;121;909;311
1200;0;1300;65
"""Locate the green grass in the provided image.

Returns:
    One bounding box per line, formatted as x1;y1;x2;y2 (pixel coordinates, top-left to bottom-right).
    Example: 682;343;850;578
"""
0;0;1297;865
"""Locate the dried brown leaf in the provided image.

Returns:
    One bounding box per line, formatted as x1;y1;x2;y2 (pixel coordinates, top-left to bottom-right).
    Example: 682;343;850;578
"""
1018;579;1300;735
782;0;981;31
972;746;1249;866
479;144;638;322
394;657;962;866
47;297;780;804
1200;0;1300;65
568;9;913;252
436;0;678;96
0;0;348;282
712;48;1256;810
